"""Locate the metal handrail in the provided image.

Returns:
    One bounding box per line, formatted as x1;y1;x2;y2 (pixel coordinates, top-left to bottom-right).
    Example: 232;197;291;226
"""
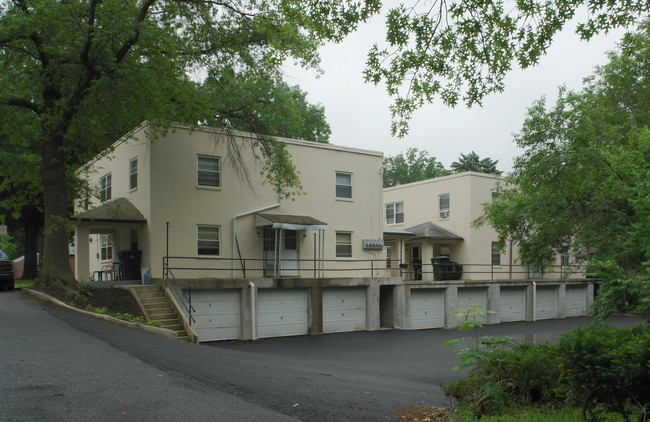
162;255;587;281
164;263;196;326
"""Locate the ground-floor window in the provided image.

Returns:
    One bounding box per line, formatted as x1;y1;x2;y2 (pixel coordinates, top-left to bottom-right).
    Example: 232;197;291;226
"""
100;234;113;261
336;232;352;257
197;225;220;255
491;241;501;266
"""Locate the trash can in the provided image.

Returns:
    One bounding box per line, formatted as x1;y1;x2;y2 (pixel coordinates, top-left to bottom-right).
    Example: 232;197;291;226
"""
141;268;151;285
431;256;463;280
118;250;142;280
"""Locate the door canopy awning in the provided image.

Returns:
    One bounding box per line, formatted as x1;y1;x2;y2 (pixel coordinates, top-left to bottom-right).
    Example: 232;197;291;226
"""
404;221;463;241
255;213;327;231
69;198;147;224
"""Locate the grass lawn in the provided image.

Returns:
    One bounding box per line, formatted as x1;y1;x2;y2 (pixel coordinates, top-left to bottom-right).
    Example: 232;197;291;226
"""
15;279;35;288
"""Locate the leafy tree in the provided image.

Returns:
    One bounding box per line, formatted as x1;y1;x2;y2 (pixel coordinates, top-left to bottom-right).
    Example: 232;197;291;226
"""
364;0;650;136
383;147;450;187
200;70;331;143
0;0;379;289
451;151;502;175
476;23;650;318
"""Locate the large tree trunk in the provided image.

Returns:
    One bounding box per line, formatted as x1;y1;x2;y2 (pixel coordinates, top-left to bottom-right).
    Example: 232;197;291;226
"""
35;135;77;290
21;210;41;280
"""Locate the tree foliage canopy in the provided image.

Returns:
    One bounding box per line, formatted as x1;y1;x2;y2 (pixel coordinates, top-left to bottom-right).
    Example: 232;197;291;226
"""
476;23;650;317
0;0;379;286
383;147;450;187
365;0;650;136
451;151;502;175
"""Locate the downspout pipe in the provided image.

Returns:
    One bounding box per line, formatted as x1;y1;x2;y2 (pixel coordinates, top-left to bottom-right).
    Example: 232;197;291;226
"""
232;200;281;277
249;281;257;340
532;280;537;322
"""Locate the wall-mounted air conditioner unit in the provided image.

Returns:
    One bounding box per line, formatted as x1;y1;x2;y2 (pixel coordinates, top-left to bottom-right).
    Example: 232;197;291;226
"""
439;210;450;218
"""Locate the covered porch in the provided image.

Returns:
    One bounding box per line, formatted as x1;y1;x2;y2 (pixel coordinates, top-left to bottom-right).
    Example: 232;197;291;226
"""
400;222;464;281
70;198;147;282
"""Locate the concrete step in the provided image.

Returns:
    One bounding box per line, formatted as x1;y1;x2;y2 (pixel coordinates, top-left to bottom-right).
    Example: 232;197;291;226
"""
162;323;185;331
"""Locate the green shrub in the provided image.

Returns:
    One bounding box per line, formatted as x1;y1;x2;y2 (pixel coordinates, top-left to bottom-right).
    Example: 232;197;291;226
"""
443;343;564;417
557;323;650;421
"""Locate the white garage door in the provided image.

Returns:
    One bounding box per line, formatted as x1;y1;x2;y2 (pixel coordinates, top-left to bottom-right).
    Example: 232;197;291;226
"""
536;286;557;320
566;286;587;317
190;289;241;342
323;288;367;333
499;287;526;323
457;288;488;319
257;289;308;338
410;289;444;329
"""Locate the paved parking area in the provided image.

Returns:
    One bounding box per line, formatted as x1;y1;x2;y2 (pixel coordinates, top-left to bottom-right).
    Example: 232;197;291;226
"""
1;289;644;421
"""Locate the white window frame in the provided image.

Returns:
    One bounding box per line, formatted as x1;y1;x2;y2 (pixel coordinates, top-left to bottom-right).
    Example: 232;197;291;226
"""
439;193;450;218
197;225;220;256
100;173;112;202
197;155;221;187
335;171;352;199
100;234;113;261
385;202;404;225
335;231;353;258
129;157;138;190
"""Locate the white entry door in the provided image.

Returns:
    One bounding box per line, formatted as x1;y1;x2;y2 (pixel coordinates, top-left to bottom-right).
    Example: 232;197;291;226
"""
264;228;299;276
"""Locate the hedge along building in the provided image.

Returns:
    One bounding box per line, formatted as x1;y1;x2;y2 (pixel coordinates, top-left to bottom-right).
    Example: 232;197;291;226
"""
70;122;395;341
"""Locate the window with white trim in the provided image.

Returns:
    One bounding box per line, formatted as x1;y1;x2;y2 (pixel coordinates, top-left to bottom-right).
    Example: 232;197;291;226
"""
335;172;352;199
385;202;404;224
100;234;113;261
491;242;501;266
100;173;112;202
561;250;570;267
129;157;138;190
439;193;450;218
197;225;220;255
197;155;220;187
335;231;352;257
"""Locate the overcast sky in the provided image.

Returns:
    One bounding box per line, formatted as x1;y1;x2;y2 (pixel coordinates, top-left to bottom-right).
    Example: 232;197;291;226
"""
282;10;628;174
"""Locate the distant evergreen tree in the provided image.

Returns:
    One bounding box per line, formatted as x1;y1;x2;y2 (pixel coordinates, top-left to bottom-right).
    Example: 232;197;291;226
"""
451;151;502;175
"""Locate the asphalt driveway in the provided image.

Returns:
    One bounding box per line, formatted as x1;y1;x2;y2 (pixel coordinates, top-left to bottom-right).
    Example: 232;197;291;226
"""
1;289;644;421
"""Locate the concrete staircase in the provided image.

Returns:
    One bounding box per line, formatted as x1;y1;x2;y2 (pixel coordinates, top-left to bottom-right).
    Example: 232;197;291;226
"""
129;285;192;342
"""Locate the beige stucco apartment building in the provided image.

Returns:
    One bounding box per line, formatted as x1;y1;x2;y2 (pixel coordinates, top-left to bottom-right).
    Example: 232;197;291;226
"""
70;125;593;342
72;122;385;282
383;171;581;282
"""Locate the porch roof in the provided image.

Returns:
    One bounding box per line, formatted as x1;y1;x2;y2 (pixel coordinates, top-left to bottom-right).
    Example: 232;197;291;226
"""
383;225;415;236
69;198;147;224
404;222;463;241
255;213;327;231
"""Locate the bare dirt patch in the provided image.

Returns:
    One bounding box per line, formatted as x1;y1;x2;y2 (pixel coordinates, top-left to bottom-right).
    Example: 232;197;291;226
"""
390;406;453;421
33;285;144;317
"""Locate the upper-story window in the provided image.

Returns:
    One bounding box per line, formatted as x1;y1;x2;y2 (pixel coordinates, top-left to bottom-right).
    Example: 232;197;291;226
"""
129;157;138;190
439;193;450;218
491;192;500;201
197;155;220;187
335;172;352;199
386;202;404;224
100;173;112;202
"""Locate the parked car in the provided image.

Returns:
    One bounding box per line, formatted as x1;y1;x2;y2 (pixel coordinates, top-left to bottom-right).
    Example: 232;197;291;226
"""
0;249;14;290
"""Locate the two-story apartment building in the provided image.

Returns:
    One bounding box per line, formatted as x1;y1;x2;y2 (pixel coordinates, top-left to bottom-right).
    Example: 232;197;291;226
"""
72;122;385;282
383;171;580;282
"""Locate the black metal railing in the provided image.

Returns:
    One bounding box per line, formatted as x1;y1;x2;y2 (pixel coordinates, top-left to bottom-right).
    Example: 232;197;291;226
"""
164;266;196;326
162;255;587;281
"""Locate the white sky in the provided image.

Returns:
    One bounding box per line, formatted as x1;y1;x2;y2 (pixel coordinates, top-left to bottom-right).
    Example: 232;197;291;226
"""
282;11;628;174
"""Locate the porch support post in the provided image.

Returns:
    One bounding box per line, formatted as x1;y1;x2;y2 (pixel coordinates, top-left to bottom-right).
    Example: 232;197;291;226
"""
75;225;90;282
421;242;434;281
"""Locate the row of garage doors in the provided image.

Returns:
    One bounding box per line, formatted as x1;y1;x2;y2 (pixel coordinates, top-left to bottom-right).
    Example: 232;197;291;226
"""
188;285;589;341
190;288;367;342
